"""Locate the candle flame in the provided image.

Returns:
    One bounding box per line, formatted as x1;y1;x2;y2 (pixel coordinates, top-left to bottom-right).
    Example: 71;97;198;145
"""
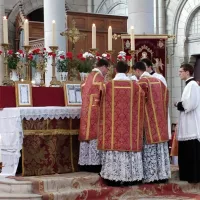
131;26;134;29
3;16;7;20
25;19;28;22
109;26;112;29
92;23;95;27
52;20;56;23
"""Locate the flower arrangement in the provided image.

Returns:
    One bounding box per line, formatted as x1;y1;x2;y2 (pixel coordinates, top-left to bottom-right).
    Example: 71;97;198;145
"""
117;51;132;62
7;49;24;70
28;48;48;71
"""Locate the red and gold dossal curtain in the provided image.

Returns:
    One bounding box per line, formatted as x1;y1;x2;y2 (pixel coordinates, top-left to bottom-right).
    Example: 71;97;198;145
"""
121;35;167;77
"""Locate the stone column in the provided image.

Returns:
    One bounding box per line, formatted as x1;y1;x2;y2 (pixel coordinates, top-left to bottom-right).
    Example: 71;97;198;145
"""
44;0;66;86
0;0;4;85
127;0;154;34
158;0;165;34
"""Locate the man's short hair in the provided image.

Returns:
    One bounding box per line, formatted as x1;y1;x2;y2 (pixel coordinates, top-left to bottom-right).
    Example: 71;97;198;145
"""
133;61;146;72
180;63;194;76
96;59;109;68
141;58;153;67
116;61;129;73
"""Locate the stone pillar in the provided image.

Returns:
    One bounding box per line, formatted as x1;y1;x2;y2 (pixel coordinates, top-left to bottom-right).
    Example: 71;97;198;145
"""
0;0;4;85
127;0;154;34
44;0;66;86
158;0;165;34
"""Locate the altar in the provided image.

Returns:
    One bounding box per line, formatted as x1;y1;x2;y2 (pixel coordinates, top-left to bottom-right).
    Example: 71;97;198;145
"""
0;105;81;176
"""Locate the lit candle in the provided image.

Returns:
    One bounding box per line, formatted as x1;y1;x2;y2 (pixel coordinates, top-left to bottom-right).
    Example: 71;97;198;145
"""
130;26;135;50
3;16;8;44
108;26;112;51
24;19;29;45
52;20;56;46
92;24;96;49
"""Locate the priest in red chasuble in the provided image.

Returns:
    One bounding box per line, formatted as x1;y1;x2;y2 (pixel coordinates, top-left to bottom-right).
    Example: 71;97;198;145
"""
98;61;145;186
78;59;109;173
133;61;171;183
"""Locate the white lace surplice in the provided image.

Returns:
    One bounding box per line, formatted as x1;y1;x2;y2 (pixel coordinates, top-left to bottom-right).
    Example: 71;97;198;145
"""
100;151;143;182
142;141;171;183
78;139;102;165
100;73;143;182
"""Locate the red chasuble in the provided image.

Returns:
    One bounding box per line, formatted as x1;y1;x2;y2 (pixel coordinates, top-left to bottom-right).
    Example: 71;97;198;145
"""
98;80;145;152
138;77;169;144
79;71;104;141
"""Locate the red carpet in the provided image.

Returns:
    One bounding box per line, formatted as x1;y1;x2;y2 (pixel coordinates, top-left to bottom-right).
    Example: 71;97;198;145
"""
10;166;200;200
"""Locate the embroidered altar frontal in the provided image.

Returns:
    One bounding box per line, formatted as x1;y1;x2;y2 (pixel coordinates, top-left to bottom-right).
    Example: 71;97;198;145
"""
98;80;145;152
22;118;80;176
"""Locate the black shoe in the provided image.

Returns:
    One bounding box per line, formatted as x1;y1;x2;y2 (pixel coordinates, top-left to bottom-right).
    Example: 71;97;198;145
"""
158;179;168;184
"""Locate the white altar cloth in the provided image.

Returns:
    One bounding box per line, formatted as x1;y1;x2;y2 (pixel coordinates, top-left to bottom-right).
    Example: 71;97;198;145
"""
0;106;81;176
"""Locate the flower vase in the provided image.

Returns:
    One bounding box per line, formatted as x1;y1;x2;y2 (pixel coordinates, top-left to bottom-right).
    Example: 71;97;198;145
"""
34;71;41;86
80;72;89;81
57;72;68;82
10;70;19;81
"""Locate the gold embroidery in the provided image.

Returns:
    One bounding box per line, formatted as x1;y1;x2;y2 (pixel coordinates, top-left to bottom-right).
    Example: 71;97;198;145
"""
130;81;133;150
23;129;79;136
149;79;161;142
102;84;106;149
114;86;131;89
111;80;115;149
137;86;141;150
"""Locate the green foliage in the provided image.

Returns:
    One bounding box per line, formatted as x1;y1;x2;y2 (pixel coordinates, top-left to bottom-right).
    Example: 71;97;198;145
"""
77;58;95;73
7;54;19;70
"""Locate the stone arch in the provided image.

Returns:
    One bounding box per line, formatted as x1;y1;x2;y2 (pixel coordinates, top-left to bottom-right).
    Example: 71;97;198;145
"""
7;0;72;48
96;0;127;15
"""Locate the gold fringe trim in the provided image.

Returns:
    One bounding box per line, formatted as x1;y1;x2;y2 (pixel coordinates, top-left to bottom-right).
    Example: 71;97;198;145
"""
24;129;79;136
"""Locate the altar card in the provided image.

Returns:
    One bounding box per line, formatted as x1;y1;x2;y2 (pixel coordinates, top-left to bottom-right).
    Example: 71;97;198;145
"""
63;82;82;106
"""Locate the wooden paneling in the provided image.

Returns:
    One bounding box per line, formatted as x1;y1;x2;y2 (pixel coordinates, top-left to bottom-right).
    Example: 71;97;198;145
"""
15;11;128;58
67;11;128;59
29;22;44;40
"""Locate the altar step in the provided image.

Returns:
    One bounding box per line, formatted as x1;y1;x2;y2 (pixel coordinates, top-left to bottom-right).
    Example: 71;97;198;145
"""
0;166;200;200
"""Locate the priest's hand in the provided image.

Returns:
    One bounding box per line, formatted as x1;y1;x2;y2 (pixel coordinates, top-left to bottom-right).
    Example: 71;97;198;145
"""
174;102;178;107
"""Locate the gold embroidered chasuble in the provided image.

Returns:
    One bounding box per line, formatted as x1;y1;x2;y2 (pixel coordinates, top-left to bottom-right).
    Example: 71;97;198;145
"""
98;80;145;152
138;76;169;144
79;71;104;141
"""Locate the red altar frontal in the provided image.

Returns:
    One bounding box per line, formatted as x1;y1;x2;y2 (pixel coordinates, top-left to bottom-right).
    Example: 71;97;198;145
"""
0;86;80;176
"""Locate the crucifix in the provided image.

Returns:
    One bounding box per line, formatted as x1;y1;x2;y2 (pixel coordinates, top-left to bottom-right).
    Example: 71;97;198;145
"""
60;20;86;52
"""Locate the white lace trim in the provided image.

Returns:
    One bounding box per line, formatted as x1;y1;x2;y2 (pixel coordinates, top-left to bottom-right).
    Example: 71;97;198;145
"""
100;151;143;182
19;106;81;120
177;136;200;142
78;139;102;165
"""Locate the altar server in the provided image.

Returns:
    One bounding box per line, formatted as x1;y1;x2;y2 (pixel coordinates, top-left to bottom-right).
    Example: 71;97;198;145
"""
78;59;109;173
175;63;200;183
98;61;145;186
133;61;171;183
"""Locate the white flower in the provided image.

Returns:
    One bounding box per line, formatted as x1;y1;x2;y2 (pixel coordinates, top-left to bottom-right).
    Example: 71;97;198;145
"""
102;53;107;58
118;51;126;56
83;52;89;58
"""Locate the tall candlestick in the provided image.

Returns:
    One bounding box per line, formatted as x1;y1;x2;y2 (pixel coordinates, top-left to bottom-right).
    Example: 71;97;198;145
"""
130;26;135;50
52;20;56;46
24;19;29;45
92;24;96;49
3;16;8;44
108;26;112;51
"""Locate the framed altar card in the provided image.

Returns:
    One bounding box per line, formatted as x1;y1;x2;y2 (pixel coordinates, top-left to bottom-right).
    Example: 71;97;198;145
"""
63;81;82;106
15;81;33;107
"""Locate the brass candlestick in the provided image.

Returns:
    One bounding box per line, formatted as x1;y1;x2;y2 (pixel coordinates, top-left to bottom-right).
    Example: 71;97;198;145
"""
128;50;136;74
49;46;62;87
89;48;98;55
23;45;32;81
1;43;14;86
